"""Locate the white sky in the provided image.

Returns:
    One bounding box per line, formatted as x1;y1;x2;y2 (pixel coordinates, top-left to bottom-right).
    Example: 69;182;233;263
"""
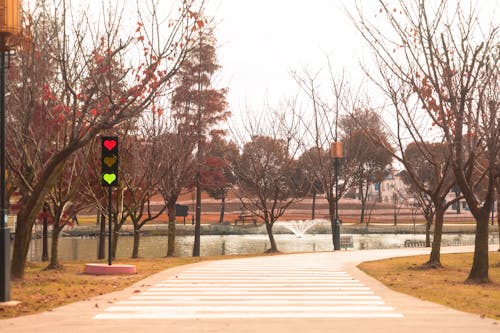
206;0;367;114
204;0;499;123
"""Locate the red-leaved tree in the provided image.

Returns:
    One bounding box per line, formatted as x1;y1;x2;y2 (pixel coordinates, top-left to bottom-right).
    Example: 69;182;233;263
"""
7;0;207;279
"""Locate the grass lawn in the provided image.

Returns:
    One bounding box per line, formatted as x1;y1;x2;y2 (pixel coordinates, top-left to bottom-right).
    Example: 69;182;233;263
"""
359;251;500;320
0;255;264;319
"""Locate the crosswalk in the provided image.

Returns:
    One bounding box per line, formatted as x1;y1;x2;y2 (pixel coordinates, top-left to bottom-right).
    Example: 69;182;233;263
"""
94;258;403;319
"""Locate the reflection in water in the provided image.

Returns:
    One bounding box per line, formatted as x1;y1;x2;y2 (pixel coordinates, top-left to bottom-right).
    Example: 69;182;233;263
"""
24;233;498;262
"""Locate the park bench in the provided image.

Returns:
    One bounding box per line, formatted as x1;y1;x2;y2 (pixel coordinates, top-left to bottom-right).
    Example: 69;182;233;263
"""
404;239;426;247
340;235;354;250
234;211;257;226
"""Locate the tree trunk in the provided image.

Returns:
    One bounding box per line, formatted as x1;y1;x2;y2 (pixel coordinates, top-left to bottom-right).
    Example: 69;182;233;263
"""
218;194;225;224
167;200;177;257
264;221;278;253
327;194;337;250
42;216;48;262
359;179;365;224
47;225;62;269
98;210;105;260
311;190;316;220
467;211;490;283
497;179;500;251
11;207;37;279
132;229;140;258
11;148;75;279
426;207;444;268
192;173;202;257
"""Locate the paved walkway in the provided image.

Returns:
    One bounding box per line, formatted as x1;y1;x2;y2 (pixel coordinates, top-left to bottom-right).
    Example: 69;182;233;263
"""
1;246;499;332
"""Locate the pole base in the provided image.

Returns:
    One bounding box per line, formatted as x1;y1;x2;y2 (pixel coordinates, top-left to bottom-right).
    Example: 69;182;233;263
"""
84;263;136;275
0;300;20;308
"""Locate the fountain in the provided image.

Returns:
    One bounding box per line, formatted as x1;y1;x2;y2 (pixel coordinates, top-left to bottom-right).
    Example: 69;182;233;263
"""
282;220;319;238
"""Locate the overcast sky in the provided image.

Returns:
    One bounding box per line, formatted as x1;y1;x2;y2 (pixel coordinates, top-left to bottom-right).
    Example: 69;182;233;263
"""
203;0;499;122
206;0;366;114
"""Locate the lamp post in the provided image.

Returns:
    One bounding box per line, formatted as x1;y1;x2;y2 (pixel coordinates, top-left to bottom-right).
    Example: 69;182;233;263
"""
452;185;461;215
330;141;343;251
0;0;21;303
393;190;397;226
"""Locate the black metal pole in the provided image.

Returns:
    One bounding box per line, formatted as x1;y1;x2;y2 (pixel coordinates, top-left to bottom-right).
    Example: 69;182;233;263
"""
333;157;340;251
393;192;397;226
0;50;11;302
108;187;112;266
98;210;105;259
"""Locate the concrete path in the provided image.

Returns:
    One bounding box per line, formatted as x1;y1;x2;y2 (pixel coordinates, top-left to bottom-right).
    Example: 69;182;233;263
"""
1;246;499;332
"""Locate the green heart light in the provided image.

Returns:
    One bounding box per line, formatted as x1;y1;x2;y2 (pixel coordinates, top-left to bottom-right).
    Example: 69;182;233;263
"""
103;173;117;185
103;156;116;167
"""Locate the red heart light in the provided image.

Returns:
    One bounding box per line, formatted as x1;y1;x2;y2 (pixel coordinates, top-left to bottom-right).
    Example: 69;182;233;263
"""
103;139;117;151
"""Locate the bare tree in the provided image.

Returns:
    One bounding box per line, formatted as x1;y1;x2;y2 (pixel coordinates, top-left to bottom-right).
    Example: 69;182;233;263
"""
340;109;393;224
119;117;168;258
231;103;305;253
157;125;196;257
292;68;357;250
44;149;93;269
399;142;456;266
350;0;499;282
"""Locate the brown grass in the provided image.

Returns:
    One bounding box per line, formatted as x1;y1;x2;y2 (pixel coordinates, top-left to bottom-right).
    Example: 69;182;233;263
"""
0;254;266;319
359;252;500;320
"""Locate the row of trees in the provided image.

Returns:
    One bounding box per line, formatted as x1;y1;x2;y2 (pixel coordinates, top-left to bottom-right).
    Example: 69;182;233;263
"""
6;0;212;279
6;1;397;275
348;0;499;283
6;0;498;288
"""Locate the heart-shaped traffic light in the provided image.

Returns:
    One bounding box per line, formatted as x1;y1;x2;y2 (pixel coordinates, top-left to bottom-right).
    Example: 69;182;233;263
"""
101;136;118;187
103;173;117;185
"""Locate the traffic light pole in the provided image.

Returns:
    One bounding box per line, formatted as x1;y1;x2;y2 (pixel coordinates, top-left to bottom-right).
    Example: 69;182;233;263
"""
108;186;112;266
101;136;118;266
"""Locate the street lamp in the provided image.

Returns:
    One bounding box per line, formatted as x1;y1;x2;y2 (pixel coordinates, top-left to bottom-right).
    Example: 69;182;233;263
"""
330;141;343;251
0;0;21;303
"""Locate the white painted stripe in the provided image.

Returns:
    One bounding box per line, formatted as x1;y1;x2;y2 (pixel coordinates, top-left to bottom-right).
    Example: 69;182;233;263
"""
94;312;404;319
178;270;348;276
180;269;349;272
105;305;395;312
141;291;374;296
148;284;370;292
116;300;386;305
130;295;382;300
153;283;363;287
164;275;353;283
176;274;350;278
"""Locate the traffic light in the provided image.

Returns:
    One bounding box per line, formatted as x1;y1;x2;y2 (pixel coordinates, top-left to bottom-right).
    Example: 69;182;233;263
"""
101;136;118;187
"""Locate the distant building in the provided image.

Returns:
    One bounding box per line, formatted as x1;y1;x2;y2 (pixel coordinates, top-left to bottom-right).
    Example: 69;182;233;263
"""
350;169;409;204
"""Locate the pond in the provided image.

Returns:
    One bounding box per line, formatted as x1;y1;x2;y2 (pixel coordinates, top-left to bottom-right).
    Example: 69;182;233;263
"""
24;233;499;262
